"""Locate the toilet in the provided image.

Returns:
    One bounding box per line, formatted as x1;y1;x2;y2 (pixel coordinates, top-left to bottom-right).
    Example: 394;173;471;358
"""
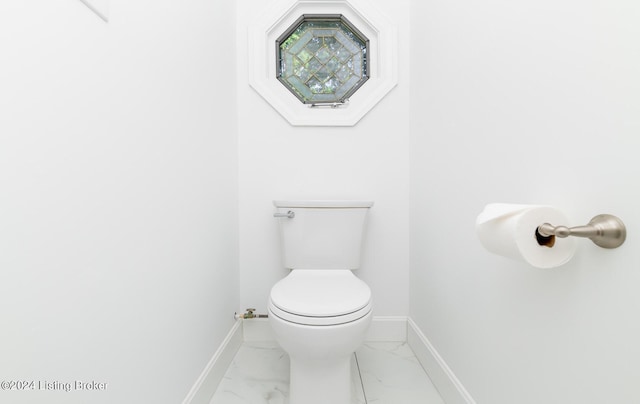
268;200;374;404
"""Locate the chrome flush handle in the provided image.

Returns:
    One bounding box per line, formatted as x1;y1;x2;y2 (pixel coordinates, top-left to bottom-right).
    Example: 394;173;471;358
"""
273;210;295;219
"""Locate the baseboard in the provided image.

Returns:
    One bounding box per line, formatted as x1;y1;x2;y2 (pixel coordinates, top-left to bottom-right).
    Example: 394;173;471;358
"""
242;318;274;342
182;316;474;404
407;318;477;404
242;316;408;342
365;316;407;341
181;320;243;404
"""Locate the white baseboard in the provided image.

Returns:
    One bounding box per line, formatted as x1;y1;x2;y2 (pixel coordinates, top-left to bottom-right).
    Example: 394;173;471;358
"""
407;318;477;404
183;316;475;404
242;316;408;342
241;318;274;342
365;316;407;341
181;320;243;404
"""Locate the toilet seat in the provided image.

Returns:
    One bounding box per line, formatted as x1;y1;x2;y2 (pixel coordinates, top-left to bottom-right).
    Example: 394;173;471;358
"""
269;299;372;326
269;270;372;326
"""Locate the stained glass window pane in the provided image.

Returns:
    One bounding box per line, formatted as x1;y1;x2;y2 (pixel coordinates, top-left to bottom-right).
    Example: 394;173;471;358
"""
276;15;369;105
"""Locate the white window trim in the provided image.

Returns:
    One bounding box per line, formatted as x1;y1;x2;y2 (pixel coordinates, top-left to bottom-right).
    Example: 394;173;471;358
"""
247;0;398;126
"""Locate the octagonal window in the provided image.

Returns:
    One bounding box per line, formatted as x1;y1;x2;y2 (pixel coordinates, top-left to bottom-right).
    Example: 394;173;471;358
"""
276;14;369;105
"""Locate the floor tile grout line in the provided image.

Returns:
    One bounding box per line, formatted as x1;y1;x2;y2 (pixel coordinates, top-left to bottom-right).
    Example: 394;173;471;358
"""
210;342;445;404
354;352;368;404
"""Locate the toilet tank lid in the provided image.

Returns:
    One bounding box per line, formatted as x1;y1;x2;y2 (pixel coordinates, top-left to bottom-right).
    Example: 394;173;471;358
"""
273;200;374;208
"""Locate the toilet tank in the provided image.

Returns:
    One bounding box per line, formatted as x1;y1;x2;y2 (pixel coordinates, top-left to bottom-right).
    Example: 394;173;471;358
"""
273;200;374;270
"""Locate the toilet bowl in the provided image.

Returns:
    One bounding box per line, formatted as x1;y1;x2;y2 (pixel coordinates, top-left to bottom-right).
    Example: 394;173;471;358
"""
269;200;374;404
269;270;372;404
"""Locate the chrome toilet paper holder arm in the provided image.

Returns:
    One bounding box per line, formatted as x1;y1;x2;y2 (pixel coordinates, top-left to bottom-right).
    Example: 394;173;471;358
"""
537;214;626;249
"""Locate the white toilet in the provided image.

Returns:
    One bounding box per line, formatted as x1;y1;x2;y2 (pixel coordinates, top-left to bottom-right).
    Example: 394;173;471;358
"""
268;200;374;404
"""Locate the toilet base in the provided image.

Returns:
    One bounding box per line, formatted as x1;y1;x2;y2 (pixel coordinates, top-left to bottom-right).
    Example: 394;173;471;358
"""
268;304;372;404
289;356;352;404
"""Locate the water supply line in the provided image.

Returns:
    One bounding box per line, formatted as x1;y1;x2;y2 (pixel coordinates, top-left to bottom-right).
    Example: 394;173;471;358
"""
234;308;268;320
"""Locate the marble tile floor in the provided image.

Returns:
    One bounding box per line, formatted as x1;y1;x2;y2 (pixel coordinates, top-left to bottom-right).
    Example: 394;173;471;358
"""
210;341;445;404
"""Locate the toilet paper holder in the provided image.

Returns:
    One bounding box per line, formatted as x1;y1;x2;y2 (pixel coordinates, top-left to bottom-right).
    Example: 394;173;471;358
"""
537;214;626;249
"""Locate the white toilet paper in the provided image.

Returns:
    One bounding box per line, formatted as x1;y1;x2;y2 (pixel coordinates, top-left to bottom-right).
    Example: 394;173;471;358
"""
476;203;576;268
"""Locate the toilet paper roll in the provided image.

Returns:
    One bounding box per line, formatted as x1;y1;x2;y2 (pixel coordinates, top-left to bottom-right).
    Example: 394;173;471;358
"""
476;203;576;268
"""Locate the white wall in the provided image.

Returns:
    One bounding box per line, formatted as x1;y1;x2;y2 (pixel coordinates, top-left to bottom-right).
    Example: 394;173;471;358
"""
8;1;639;402
0;1;238;403
236;0;411;317
410;0;640;403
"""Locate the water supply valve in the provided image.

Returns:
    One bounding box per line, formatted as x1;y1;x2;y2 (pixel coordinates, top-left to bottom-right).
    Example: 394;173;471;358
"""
234;308;268;320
